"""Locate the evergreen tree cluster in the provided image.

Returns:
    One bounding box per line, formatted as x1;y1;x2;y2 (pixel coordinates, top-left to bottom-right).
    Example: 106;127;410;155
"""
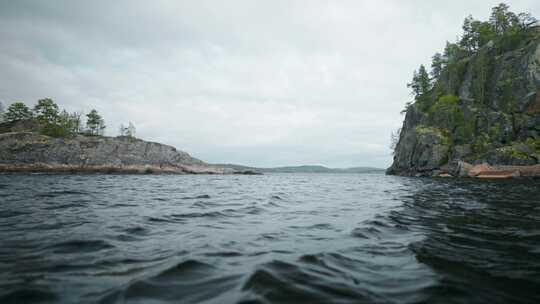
405;3;538;113
0;99;106;137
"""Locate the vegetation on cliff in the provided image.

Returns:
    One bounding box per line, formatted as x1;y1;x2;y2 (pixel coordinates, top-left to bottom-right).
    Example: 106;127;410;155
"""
389;3;540;176
0;99;129;138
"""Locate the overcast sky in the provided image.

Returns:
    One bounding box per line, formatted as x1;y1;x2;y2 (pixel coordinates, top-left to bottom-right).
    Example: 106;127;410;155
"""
1;1;539;168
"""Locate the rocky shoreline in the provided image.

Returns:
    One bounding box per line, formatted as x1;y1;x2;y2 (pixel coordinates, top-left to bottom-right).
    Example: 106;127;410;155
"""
0;131;238;175
390;161;540;179
0;163;224;174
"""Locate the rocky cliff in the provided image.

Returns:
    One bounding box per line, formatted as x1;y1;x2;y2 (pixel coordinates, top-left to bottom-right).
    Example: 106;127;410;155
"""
388;27;540;178
0;130;224;174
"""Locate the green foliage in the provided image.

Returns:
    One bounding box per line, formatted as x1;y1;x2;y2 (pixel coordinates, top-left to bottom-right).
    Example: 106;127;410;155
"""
3;102;33;122
1;98;109;138
458;116;477;144
441;57;469;96
429;94;459;111
407;65;432;111
86;109;106;136
430;53;444;80
31;99;82;138
488;123;504;143
496;140;537;160
496;68;523;112
415;125;450;146
472;133;491;155
483;3;536;53
400;3;538;116
456;4;537;54
41;110;83;138
33;98;59;125
525;138;540;154
428;95;466;140
396;3;539;158
471;49;492;105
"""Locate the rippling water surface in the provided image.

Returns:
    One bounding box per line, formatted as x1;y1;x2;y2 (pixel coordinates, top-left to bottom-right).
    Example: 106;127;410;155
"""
0;173;539;303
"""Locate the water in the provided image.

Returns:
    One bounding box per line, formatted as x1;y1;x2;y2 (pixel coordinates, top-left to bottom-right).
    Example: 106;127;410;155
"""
0;173;539;303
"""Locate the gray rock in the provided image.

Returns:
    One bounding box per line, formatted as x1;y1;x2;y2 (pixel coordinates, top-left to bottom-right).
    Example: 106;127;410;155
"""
388;33;540;177
0;132;224;174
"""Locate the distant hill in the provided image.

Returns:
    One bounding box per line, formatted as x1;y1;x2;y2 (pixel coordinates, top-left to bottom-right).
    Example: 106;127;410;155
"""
215;164;385;174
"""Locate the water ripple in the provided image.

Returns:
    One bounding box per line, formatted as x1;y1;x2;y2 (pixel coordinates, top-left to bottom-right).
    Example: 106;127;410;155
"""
0;174;538;303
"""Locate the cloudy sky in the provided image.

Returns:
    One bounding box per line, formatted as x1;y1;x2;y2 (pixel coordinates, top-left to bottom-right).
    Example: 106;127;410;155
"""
1;1;539;168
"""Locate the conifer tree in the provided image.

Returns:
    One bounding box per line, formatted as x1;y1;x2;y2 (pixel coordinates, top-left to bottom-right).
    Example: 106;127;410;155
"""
4;102;33;122
86;109;105;136
34;98;59;125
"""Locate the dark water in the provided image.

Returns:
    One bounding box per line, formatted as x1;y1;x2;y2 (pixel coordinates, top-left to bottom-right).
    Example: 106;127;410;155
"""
0;174;539;304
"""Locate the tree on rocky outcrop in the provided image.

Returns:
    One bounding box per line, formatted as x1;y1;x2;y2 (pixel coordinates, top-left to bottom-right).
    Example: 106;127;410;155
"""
443;42;466;64
408;65;432;110
460;15;479;52
33;99;83;137
86;109;105;136
69;112;83;134
489;3;516;36
49;110;83;137
487;4;538;52
430;53;445;80
34;98;59;125
3;102;33;122
516;12;538;30
127;122;136;137
119;122;136;138
459;16;495;53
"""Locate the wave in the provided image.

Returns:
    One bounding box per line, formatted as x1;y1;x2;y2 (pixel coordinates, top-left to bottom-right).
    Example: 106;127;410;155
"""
45;240;114;254
98;260;242;303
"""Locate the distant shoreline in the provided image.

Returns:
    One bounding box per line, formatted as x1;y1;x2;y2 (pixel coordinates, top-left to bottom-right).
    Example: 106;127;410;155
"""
213;164;385;174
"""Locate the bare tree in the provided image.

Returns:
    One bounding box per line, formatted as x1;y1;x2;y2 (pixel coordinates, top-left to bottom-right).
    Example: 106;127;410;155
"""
119;122;136;138
126;122;136;138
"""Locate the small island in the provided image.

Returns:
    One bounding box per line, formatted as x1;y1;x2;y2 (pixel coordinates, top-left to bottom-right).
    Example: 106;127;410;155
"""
388;4;540;178
0;99;226;174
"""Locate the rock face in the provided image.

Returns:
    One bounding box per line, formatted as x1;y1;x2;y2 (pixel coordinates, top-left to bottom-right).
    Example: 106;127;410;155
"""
388;31;540;178
0;131;224;174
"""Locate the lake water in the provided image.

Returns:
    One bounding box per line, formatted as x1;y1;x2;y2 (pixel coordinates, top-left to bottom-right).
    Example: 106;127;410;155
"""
0;173;539;303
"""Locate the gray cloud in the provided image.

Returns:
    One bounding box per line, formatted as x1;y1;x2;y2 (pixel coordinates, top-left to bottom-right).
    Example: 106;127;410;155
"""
1;0;539;168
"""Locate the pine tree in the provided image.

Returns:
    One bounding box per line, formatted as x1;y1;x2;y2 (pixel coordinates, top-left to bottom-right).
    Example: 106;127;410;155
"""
408;65;431;98
4;102;33;122
431;53;445;80
34;98;59;125
489;3;515;36
86;109;105;136
407;65;432;111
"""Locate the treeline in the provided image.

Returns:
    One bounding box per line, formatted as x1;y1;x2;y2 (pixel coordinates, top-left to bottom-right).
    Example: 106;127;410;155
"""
0;99;106;137
405;3;538;114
